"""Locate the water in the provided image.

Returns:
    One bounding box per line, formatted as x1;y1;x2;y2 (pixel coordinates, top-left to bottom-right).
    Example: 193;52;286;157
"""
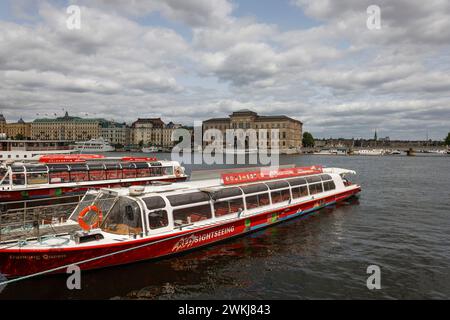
1;154;449;299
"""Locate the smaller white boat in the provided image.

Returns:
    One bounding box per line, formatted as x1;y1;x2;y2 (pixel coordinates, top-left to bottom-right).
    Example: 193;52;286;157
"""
313;148;348;155
353;149;386;156
142;146;159;153
73;138;115;152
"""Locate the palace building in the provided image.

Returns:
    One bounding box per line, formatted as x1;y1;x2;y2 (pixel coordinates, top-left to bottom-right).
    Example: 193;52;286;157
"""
202;109;303;152
0;114;31;139
31;112;106;141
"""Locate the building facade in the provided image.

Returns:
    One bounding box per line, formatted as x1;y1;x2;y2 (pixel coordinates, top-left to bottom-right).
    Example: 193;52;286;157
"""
100;122;130;146
31;112;105;141
203;110;303;151
131;118;182;148
0;114;31;139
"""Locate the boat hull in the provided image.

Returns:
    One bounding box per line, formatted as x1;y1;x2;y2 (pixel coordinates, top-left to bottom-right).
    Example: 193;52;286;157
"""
0;187;360;278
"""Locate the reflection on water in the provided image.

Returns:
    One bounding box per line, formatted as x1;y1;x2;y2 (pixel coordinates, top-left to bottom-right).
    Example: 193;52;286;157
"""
1;154;449;299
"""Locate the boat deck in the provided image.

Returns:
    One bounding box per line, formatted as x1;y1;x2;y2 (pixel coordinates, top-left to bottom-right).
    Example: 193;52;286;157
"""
0;222;81;244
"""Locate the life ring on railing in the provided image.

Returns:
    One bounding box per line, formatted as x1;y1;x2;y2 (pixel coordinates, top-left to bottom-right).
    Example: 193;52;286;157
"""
78;205;103;231
175;167;183;177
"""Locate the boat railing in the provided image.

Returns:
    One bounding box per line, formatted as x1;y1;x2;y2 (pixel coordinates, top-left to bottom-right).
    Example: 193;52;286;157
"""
0;195;83;243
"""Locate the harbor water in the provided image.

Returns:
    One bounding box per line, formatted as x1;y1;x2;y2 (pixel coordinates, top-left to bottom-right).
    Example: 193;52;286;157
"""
0;154;449;299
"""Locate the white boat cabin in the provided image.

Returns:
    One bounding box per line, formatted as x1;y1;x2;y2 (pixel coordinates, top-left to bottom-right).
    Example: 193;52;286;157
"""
69;168;356;238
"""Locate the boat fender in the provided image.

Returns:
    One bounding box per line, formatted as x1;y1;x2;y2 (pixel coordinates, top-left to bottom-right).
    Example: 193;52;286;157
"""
78;205;103;231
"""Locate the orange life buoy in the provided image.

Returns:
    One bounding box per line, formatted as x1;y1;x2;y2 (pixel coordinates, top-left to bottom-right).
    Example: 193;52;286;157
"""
175;167;182;177
78;205;103;231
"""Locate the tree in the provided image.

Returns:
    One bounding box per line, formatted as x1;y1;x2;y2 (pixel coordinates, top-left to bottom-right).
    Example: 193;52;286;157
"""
445;132;450;146
14;133;25;140
302;132;315;147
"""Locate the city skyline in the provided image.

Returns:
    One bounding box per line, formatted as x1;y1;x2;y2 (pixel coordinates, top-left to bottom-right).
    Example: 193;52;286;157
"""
1;1;450;140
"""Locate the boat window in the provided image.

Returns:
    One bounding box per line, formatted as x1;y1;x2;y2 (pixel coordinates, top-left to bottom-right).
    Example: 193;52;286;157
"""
122;168;137;179
213;187;242;200
287;177;307;186
134;162;149;169
70;193;98;221
136;168;150;178
163;166;173;176
271;189;291;204
104;163;121;170
265;180;289;190
70;170;89;182
25;165;48;173
47;164;69;172
27;172;48;185
148;210;169;229
142;196;166;210
87;164;105;171
102;197;143;235
240;183;268;194
323;181;336;191
173;204;212;225
167;191;210;207
49;171;70;183
292;185;309;198
12;173;25;185
106;168;122;179
320;174;333;181
246;193;270;209
0;168;10;185
69;164;88;171
11;166;24;173
89;169;106;181
214;198;244;217
309;183;323;195
149;167;163;176
306;176;321;183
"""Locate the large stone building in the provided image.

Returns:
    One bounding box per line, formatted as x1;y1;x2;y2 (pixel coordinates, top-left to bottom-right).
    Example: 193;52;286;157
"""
131;118;182;148
31;112;105;141
100;122;130;146
203;109;303;151
0;114;31;139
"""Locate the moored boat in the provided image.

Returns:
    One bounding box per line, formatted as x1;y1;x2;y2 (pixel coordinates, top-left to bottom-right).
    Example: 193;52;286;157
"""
0;154;187;203
0;165;361;278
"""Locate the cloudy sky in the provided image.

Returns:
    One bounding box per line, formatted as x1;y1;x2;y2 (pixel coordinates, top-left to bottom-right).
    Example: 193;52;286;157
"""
1;0;450;140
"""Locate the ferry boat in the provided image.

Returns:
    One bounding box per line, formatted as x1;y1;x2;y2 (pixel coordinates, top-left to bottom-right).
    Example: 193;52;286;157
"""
313;148;348;155
0;165;361;278
0;139;74;162
0;154;187;203
72;138;115;152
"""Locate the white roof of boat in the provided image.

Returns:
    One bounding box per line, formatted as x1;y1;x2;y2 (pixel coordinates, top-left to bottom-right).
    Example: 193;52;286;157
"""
98;167;354;197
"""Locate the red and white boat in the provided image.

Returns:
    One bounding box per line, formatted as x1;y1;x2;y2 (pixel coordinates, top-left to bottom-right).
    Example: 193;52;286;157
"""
0;165;361;278
0;154;187;203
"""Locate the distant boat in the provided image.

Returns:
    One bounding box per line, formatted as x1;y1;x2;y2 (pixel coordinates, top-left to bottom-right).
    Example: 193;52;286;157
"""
313;148;347;155
142;146;159;153
388;150;402;155
73;138;115;152
353;149;386;156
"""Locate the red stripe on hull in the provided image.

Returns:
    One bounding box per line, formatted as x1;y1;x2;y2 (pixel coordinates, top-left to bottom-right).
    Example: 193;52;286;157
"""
0;187;360;277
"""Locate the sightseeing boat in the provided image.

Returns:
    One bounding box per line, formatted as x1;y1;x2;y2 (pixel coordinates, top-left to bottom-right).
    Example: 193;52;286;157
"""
0;154;187;203
0;165;361;278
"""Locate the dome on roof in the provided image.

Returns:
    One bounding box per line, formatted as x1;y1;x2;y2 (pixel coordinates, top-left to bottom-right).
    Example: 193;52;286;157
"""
18;118;25;124
0;114;5;122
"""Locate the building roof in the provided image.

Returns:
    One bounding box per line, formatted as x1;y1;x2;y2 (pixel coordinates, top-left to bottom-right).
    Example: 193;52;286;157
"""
0;114;5;122
203;110;302;125
33;111;107;124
